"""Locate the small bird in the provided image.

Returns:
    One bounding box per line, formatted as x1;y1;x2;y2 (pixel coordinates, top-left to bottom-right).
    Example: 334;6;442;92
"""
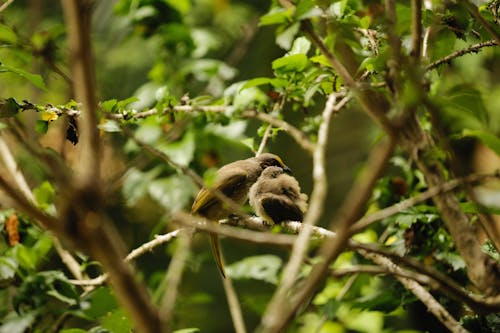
249;166;308;224
192;153;290;278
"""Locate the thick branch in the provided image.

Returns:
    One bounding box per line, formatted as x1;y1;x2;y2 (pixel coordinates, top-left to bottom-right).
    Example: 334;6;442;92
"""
61;0;100;188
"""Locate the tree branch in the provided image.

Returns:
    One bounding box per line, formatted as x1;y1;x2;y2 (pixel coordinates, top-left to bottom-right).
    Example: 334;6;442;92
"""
61;0;100;188
362;251;470;333
350;171;500;234
426;40;498;71
460;0;500;46
258;137;395;332
222;277;247;333
411;0;423;60
159;231;193;330
258;92;344;332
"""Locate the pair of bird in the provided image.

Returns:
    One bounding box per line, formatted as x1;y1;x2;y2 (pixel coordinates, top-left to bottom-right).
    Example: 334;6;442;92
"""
191;153;308;278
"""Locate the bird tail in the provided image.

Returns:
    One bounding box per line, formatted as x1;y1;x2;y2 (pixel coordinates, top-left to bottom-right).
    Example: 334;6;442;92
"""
210;233;226;278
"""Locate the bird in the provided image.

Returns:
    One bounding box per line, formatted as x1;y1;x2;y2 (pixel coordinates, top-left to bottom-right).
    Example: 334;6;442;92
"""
191;153;291;278
249;166;308;225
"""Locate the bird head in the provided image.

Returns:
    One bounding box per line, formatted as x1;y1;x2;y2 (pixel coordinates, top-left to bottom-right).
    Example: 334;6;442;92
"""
260;166;286;178
256;153;292;174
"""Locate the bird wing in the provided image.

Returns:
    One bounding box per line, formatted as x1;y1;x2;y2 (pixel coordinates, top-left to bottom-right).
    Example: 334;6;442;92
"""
191;170;248;214
260;194;304;223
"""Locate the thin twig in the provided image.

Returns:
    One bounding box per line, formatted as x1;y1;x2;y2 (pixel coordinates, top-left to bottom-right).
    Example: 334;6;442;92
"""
222;277;248;333
174;212;297;246
363;252;470;333
0;0;14;12
242;110;315;154
256;124;273;156
350;171;500;234
69;229;186;286
461;0;500;46
426;40;497;70
159;231;193;329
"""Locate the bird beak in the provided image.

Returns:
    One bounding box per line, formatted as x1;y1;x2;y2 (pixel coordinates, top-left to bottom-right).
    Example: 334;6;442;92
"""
283;165;292;174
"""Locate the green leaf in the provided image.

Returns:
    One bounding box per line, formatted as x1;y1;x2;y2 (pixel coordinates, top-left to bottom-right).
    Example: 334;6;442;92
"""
98;120;121;133
100;309;133;333
435;252;466;271
148;174;196;212
272;54;309;73
100;99;118;113
33;181;55;209
352;289;402;312
60;329;88;333
0;98;21;118
295;0;322;20
0;256;18;283
35;120;49;134
439;85;489;133
0;24;18;44
80;287;118;320
116;96;139;110
13;271;79;312
0;63;46;90
0;311;36;333
289;37;311;55
241;77;273;91
276;22;300;49
227;255;282;284
156;130;195;166
122;167;163;206
259;7;293;26
462;129;500;156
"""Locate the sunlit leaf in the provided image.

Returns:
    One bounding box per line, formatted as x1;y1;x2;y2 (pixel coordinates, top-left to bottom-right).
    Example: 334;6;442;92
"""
0;256;17;283
227;255;282;284
100;309;133;333
0;63;46;90
123;167;163;206
148;173;195;212
289;37;311;55
0;311;36;333
260;7;293;26
0;24;18;44
272;54;309;73
157;130;195;166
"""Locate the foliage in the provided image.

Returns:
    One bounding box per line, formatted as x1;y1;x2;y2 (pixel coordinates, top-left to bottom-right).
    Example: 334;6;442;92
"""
0;0;500;332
